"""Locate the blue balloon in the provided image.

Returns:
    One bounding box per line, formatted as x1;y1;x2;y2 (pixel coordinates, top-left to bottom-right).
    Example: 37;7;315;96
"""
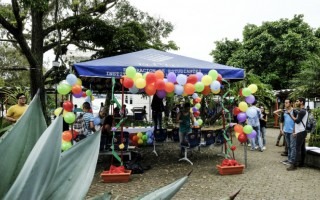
93;117;101;125
174;85;184;95
66;74;77;86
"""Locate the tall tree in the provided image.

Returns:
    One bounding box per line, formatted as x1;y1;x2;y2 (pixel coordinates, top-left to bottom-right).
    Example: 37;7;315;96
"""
211;15;320;90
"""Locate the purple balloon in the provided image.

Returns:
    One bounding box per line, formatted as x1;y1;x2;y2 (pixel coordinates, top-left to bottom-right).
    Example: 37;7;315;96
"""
196;72;203;81
73;92;83;98
192;107;198;112
167;72;177;83
245;95;255;104
237;112;247;123
247;130;257;139
156;90;166;99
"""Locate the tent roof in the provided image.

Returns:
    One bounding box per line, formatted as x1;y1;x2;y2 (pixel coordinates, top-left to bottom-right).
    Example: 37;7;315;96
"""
73;49;245;80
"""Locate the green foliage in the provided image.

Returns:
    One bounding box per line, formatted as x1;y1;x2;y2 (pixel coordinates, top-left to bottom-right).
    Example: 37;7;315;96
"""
211;14;320;90
308;108;320;147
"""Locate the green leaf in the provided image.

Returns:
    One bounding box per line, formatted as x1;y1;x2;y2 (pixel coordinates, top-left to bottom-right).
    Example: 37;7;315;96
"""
0;92;47;198
43;132;101;200
4;116;62;199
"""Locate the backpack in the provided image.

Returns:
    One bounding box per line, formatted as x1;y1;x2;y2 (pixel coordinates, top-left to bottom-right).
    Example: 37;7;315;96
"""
302;112;316;132
73;114;87;137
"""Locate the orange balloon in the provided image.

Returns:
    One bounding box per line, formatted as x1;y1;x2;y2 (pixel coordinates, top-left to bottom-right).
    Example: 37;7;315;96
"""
62;131;72;142
120;75;126;84
234;124;243;134
133;135;138;142
72;85;82;94
154;70;164;80
165;82;175;93
202;86;211;95
145;84;156;96
184;83;195;95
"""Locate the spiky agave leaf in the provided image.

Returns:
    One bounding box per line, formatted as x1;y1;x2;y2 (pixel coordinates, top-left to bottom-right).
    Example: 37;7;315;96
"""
0;91;47;198
4;116;62;200
44;132;101;200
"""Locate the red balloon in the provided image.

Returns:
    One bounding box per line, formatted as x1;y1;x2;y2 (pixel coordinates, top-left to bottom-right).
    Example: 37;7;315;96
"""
202;86;211;95
238;133;247;143
187;74;198;84
145;84;156;96
63;101;73;112
82;92;87;97
239;88;243;96
231;145;236;151
146;73;156;84
72;85;82;94
72;130;79;139
233;107;241;116
62;131;72;142
155;79;165;90
123;77;134;88
132;135;138;142
217;74;223;81
193;111;200;117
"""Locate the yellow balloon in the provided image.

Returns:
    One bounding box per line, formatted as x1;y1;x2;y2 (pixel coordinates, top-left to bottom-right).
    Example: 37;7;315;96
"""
119;143;125;150
54;107;63;117
134;73;143;81
138;139;144;145
63;110;69;117
248;84;258;94
201;75;213;86
91;96;95;101
135;78;146;89
238;101;248;112
235;132;240;139
211;89;220;94
75;78;82;86
137;132;143;138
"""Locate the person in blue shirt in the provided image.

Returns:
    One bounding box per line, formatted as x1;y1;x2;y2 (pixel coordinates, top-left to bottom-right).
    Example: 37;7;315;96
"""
82;102;96;135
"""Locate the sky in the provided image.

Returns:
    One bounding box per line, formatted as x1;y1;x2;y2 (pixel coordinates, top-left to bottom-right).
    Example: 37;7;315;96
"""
129;0;320;62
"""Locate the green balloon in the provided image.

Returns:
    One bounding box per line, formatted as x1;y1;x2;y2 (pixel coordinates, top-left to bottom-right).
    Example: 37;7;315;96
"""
61;141;72;151
242;87;252;97
142;134;147;141
243;125;253;134
166;91;174;97
86;90;92;96
195;82;205;92
197;119;203;125
126;66;137;79
64;112;76;124
195;103;201;109
208;70;218;80
57;83;71;95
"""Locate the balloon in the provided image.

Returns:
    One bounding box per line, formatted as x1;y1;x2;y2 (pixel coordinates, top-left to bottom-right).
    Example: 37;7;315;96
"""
237;112;247;123
246;107;258;118
145;84;156;96
123;77;134;88
243;125;253;134
63;101;73;112
197;119;203;126
238;133;247;143
166;91;174;97
242;87;251;97
134;73;143;81
142;134;148;141
245;95;256;104
62;130;72;142
57;83;71;95
176;74;187;85
208;69;218;80
119;143;125;149
125;66;136;79
201;75;213;86
187;74;198;84
132;135;138;142
248;84;258;93
233;107;241;116
196;72;203;81
164;82;175;93
86;90;92;96
195;103;201;109
192;93;199;99
193;111;200;117
202;86;211;95
184;83;195;95
154;70;164;80
129;85;139;94
54;107;63;117
247;130;257;139
156;90;166;99
66;74;77;86
155;79;165;90
147;138;153;144
143;72;148;79
135;78;146;89
82;92;87;97
210;80;221;91
167;72;177;83
238;101;248;112
75;78;82;86
146;73;157;84
211;89;221;94
72;85;82;94
192;107;198;112
217;74;223;81
94;117;101;125
234;124;243;133
61;141;72;151
174;85;184;95
137;132;143;138
195;82;205;92
138;139;143;145
63;112;76;124
235;132;240;139
72;130;79;139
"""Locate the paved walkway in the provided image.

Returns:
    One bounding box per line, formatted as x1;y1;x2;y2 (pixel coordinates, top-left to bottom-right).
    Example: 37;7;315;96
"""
87;128;320;200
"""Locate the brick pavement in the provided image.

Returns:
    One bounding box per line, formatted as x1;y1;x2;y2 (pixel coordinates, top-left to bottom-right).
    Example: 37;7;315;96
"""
87;128;320;200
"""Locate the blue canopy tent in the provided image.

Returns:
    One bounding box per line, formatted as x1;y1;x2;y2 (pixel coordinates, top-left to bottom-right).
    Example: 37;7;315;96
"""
73;49;244;80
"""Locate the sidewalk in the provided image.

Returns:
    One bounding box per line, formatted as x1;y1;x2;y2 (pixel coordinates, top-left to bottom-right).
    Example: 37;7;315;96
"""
87;128;320;200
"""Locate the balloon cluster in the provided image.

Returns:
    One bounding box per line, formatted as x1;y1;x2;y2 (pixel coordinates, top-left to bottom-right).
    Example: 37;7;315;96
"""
130;130;153;146
190;93;203;127
54;73;93;124
61;130;78;151
232;84;258;143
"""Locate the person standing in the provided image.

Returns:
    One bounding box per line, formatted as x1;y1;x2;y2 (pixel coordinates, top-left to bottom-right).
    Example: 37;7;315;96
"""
82;102;96;136
151;95;164;131
260;106;268;150
247;101;263;152
142;105;147;122
287;97;308;171
5;93;28;123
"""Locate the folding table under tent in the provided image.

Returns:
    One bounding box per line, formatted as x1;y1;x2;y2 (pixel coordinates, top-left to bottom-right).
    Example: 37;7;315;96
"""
73;48;245;80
